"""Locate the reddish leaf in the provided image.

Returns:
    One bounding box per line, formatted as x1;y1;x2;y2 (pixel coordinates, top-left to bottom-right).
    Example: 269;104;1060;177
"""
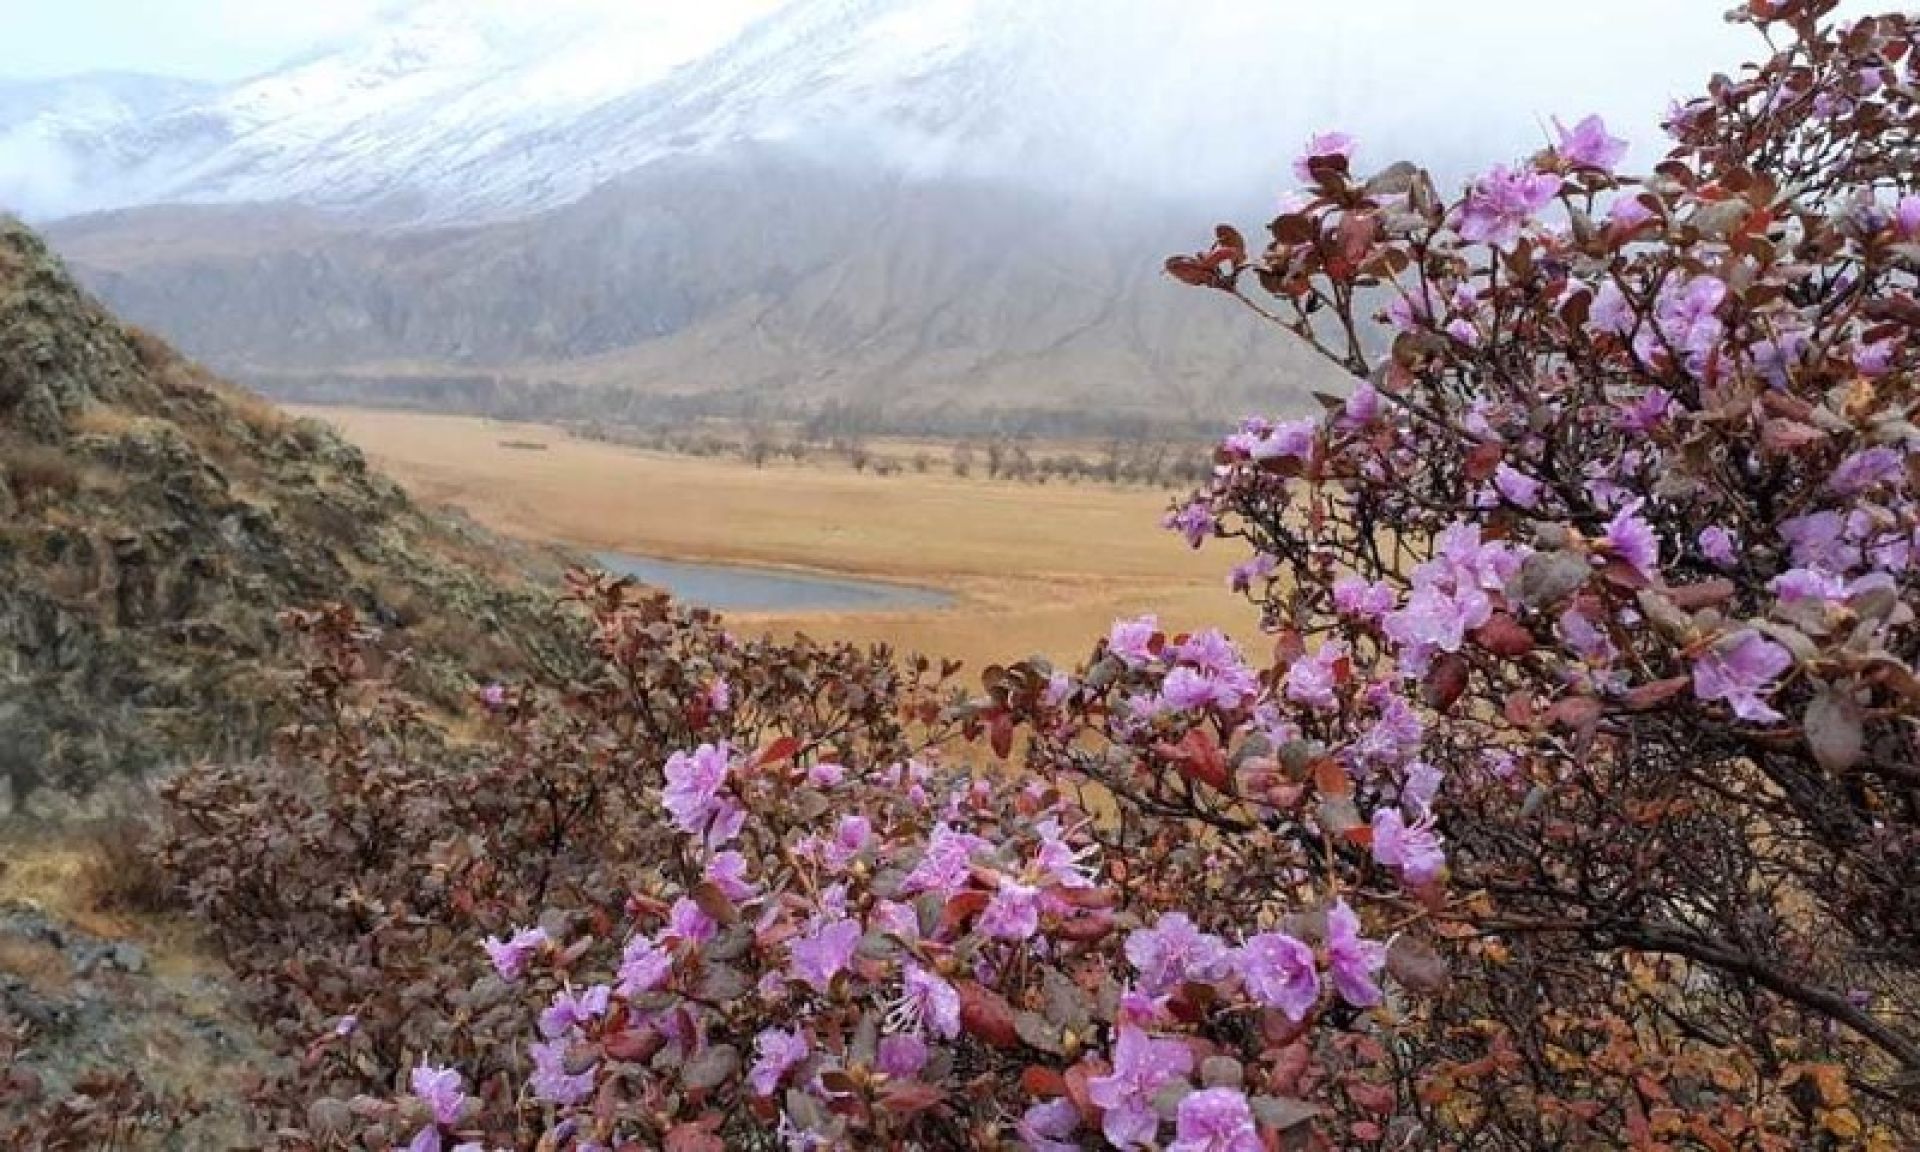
1159;727;1231;793
1424;654;1470;713
757;736;801;768
988;711;1015;760
1620;676;1691;712
957;980;1021;1049
1021;1066;1068;1098
938;890;991;937
876;1080;947;1116
1666;579;1736;610
1471;614;1535;657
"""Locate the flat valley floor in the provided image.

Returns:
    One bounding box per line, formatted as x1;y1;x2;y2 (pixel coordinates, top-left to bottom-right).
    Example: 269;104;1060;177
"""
293;407;1261;675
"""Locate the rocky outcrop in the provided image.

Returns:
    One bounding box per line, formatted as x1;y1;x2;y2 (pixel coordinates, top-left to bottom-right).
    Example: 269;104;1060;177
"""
0;217;576;814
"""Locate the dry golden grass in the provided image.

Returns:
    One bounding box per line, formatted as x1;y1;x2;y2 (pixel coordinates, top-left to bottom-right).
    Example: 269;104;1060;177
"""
291;407;1260;672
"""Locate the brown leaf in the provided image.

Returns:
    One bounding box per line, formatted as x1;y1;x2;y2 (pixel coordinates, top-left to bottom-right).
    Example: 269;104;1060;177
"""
1472;614;1535;658
1386;934;1450;994
1804;688;1865;773
1620;677;1691;712
1424;653;1470;714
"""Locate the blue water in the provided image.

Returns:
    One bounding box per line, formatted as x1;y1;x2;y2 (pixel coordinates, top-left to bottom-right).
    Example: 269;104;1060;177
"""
595;553;953;613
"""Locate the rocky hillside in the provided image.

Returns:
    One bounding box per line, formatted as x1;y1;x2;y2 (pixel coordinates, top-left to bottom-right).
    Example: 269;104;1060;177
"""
0;216;574;815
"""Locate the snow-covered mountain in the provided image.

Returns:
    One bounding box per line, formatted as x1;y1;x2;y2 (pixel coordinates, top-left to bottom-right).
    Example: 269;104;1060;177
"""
10;0;1758;429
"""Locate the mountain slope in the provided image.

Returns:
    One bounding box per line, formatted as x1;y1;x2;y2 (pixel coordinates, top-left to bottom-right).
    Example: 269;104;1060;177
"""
49;150;1344;428
0;216;574;815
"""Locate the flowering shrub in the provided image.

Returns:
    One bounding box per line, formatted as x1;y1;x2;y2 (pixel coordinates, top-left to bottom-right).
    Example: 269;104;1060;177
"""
142;3;1920;1149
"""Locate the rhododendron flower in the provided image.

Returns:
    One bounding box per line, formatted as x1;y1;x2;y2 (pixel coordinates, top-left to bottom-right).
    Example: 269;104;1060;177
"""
788;916;862;992
1033;821;1099;889
1373;807;1446;887
1899;193;1920;238
1608;194;1655;230
877;1033;928;1078
1126;912;1232;995
1108;614;1160;667
1292;130;1355;183
617;936;671;996
1771;567;1848;603
1456;165;1561;247
1691;630;1794;724
1350;694;1426;772
479;683;507;710
410;1062;469;1127
1558;607;1616;664
1165;500;1217;549
1238;931;1319;1021
1553;114;1629;171
1491;463;1542;509
1018;1098;1084;1152
1402;758;1443;811
1161;666;1252;713
1087;1025;1195;1147
749;1028;810;1096
481;925;547;982
1228;552;1277;593
888;963;961;1039
1855;337;1897;376
667;897;717;944
661;742;733;841
529;1039;595;1106
1325;899;1387;1008
705;678;731;713
822;814;872;872
1384;587;1473;668
1828;447;1905;496
1043;669;1074;707
539;985;611;1039
1342;381;1383;424
1170;1087;1262;1152
1649;275;1728;368
900;823;993;898
1284;640;1347;712
1445;317;1482;347
704;850;757;901
980;880;1042;940
1333;575;1396;620
1590;281;1636;336
1603;499;1660;580
1698;525;1738;568
806;760;845;788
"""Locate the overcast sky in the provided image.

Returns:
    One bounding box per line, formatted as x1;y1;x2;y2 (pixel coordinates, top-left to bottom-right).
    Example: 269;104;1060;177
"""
0;0;1877;85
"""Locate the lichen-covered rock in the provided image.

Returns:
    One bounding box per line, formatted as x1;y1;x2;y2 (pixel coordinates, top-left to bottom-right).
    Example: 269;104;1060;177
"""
0;216;580;813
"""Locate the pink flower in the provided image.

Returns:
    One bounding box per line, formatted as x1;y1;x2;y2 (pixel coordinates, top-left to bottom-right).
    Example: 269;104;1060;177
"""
529;1039;594;1105
1108;614;1161;667
1088;1025;1195;1148
706;678;731;713
1456;165;1561;247
1493;463;1542;509
1608;195;1655;230
1165;501;1217;549
1558;607;1617;664
1771;567;1847;603
1228;552;1278;593
1333;575;1397;620
617;935;671;996
1018;1098;1084;1152
479;683;508;710
807;760;845;788
980;881;1042;941
749;1028;810;1096
1292;130;1356;184
1238;932;1319;1021
1553;114;1629;172
877;1033;929;1078
1325;899;1387;1008
890;963;962;1039
410;1062;469;1127
703;850;758;901
1603;499;1660;580
667;897;716;944
1898;194;1920;238
1350;694;1426;772
1402;759;1443;811
1445;317;1482;347
1284;640;1347;712
1827;447;1905;496
822;814;872;872
788;916;863;992
1126;912;1232;995
1160;666;1254;713
1384;586;1472;664
1372;807;1446;887
481;926;547;982
538;985;611;1039
1343;382;1383;425
1691;630;1794;725
661;742;733;842
1170;1087;1263;1152
1698;526;1738;568
900;823;993;898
